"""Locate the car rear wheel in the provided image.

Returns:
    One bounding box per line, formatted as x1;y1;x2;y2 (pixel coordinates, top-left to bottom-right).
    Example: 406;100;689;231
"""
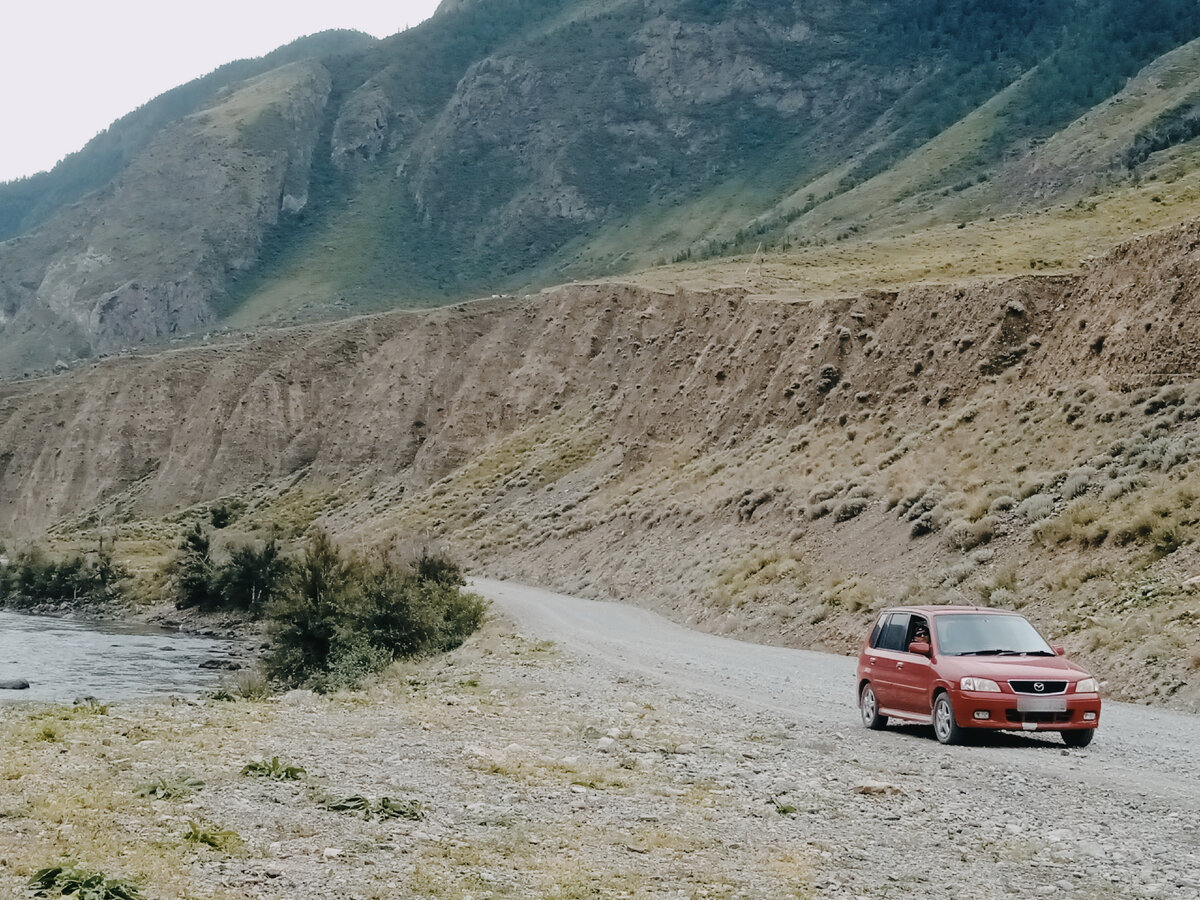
932;692;963;745
860;683;887;730
1062;729;1095;749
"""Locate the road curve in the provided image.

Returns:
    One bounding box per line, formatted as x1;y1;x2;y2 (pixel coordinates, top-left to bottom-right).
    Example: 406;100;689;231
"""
474;576;1200;897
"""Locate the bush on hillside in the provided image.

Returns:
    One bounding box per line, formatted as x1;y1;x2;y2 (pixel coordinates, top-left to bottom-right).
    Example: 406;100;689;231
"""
263;532;486;692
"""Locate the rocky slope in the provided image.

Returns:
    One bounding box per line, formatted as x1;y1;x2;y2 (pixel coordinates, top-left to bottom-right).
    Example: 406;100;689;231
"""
0;61;333;375
3;1;1200;372
4;216;1200;706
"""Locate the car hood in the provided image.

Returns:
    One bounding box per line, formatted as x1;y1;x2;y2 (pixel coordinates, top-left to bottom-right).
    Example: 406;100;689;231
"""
935;655;1088;680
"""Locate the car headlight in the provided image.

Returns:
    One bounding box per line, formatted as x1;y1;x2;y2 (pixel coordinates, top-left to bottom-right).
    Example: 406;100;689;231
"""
960;677;1001;692
1075;677;1099;693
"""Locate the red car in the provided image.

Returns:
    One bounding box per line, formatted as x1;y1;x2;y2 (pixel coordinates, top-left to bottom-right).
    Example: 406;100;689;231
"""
856;606;1101;747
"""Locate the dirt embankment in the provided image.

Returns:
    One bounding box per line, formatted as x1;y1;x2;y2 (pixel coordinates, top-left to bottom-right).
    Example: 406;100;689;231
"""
4;219;1200;705
3;219;1197;530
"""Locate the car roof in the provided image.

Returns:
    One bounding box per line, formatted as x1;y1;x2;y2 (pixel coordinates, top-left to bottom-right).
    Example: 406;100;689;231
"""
879;605;1021;617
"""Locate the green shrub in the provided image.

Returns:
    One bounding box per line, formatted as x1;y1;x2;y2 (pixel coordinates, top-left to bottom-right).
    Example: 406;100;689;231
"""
211;539;291;614
0;545;127;608
263;532;486;691
172;528;291;613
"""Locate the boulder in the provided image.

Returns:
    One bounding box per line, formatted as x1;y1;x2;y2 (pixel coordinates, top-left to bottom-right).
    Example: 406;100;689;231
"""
0;679;30;690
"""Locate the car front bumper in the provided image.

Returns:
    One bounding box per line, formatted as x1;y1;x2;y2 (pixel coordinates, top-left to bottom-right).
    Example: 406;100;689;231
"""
952;689;1102;731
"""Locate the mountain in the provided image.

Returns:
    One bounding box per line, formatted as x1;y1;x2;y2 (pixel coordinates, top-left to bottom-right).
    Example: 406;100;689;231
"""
2;0;1200;373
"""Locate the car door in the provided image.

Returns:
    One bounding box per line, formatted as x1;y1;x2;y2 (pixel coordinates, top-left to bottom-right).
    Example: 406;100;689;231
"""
890;615;935;718
865;612;909;709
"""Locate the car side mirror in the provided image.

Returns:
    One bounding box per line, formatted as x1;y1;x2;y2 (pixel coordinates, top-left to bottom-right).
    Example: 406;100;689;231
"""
908;641;931;656
1053;645;1066;656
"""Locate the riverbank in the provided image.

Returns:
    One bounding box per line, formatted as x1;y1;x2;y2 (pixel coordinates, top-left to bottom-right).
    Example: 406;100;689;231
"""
0;620;816;899
5;599;1196;900
0;592;261;642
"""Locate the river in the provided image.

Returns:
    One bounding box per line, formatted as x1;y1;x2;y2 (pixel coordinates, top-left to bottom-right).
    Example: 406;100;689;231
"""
0;608;241;701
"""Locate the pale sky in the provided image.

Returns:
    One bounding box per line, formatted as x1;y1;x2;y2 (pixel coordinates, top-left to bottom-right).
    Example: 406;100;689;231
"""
0;1;444;183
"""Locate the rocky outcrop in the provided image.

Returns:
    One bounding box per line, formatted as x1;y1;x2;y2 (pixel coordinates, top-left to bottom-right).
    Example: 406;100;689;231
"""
0;61;332;374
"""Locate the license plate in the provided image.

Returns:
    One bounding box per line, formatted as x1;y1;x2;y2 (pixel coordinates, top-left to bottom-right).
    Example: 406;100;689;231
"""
1017;697;1067;713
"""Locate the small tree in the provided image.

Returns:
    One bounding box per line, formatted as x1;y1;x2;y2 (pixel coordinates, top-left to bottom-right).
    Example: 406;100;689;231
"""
173;523;217;609
264;531;353;686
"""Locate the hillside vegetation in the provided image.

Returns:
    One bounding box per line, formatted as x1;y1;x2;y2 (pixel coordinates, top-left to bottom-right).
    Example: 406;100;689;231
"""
5;2;1200;371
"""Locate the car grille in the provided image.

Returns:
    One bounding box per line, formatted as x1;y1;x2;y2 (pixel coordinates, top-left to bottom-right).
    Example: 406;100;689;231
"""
1008;680;1067;695
1006;710;1074;724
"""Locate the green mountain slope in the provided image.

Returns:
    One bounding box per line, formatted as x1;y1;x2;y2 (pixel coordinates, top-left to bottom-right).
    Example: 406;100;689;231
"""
4;0;1200;371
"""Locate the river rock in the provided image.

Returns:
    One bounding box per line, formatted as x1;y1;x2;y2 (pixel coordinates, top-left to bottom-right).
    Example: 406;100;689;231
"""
0;679;30;690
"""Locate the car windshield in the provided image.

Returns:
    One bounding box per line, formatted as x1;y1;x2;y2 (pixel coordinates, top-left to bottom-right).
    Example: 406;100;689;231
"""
934;614;1055;656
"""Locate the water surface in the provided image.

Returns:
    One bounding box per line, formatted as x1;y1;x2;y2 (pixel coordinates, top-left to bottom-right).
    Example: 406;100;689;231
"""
0;609;239;702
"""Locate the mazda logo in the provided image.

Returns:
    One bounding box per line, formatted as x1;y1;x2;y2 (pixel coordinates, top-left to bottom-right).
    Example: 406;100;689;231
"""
1034;682;1045;692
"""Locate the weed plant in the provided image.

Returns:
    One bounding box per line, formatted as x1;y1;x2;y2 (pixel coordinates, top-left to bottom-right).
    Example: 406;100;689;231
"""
28;866;143;900
135;772;204;800
322;794;426;820
241;757;306;781
182;820;242;852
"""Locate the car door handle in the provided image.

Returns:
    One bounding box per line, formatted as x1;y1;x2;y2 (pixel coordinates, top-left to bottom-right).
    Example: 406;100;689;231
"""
869;657;877;664
896;661;904;669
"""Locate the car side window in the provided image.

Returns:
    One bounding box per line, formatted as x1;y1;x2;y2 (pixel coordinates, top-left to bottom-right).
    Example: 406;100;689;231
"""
877;613;910;651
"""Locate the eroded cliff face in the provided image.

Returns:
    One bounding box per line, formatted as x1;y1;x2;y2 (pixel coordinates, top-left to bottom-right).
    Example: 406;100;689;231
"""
2;217;1199;536
0;61;332;374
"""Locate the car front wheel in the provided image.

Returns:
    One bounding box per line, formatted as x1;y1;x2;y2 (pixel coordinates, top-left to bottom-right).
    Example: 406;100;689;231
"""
860;683;887;730
1062;729;1095;749
933;692;964;745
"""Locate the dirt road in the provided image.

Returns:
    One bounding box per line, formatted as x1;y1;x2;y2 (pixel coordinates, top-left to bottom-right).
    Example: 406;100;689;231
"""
474;577;1200;899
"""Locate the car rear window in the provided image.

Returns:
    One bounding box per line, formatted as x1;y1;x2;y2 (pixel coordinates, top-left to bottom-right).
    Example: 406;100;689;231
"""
934;614;1054;656
868;614;885;648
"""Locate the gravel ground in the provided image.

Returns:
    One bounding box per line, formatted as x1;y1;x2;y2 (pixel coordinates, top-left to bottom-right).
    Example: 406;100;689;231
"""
0;579;1197;899
472;578;1200;899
